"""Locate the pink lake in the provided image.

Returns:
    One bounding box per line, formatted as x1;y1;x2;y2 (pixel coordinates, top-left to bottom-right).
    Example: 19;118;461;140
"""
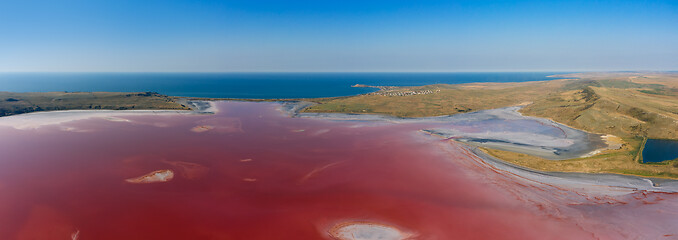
0;101;676;240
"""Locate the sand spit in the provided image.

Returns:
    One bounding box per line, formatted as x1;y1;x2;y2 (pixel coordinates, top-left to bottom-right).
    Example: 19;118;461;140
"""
281;102;605;160
191;117;243;133
279;101;316;117
0;100;215;130
125;170;174;184
328;221;415;240
71;230;80;240
175;99;219;114
581;134;623;158
467;145;678;194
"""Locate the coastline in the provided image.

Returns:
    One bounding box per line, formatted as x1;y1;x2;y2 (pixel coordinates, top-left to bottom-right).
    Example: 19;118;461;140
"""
2;71;677;180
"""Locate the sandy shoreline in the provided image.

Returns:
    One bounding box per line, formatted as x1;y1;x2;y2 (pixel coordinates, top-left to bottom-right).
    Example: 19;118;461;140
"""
468;145;678;193
0;100;215;130
281;101;607;160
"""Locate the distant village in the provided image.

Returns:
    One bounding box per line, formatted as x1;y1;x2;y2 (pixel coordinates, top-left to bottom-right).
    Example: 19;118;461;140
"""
352;84;441;97
368;89;440;96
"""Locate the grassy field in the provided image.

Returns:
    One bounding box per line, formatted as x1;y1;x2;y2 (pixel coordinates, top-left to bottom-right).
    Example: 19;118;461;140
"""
303;80;567;117
521;74;678;139
0;91;190;117
304;72;678;179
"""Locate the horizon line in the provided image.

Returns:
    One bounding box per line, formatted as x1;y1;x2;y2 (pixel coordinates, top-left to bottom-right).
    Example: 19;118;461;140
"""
0;70;676;74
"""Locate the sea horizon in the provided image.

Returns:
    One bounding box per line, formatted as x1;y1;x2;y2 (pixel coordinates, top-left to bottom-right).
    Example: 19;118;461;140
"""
0;72;570;99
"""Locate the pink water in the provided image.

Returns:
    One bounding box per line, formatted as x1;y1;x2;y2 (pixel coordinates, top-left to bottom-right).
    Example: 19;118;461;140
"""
0;101;675;239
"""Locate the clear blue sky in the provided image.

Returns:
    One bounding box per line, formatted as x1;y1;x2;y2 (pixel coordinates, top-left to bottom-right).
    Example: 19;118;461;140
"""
1;0;676;72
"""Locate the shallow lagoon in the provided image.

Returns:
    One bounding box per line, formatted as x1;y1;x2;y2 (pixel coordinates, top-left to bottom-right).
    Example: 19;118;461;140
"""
643;139;678;163
0;101;676;239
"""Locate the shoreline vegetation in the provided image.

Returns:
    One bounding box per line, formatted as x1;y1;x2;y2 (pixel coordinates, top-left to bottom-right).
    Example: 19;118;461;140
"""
0;91;190;117
1;72;677;179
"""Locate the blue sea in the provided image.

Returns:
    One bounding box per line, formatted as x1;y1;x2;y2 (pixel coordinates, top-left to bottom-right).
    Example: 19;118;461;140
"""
0;72;567;99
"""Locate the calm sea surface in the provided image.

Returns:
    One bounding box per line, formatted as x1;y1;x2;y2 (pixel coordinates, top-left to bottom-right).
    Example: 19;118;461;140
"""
0;72;566;98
